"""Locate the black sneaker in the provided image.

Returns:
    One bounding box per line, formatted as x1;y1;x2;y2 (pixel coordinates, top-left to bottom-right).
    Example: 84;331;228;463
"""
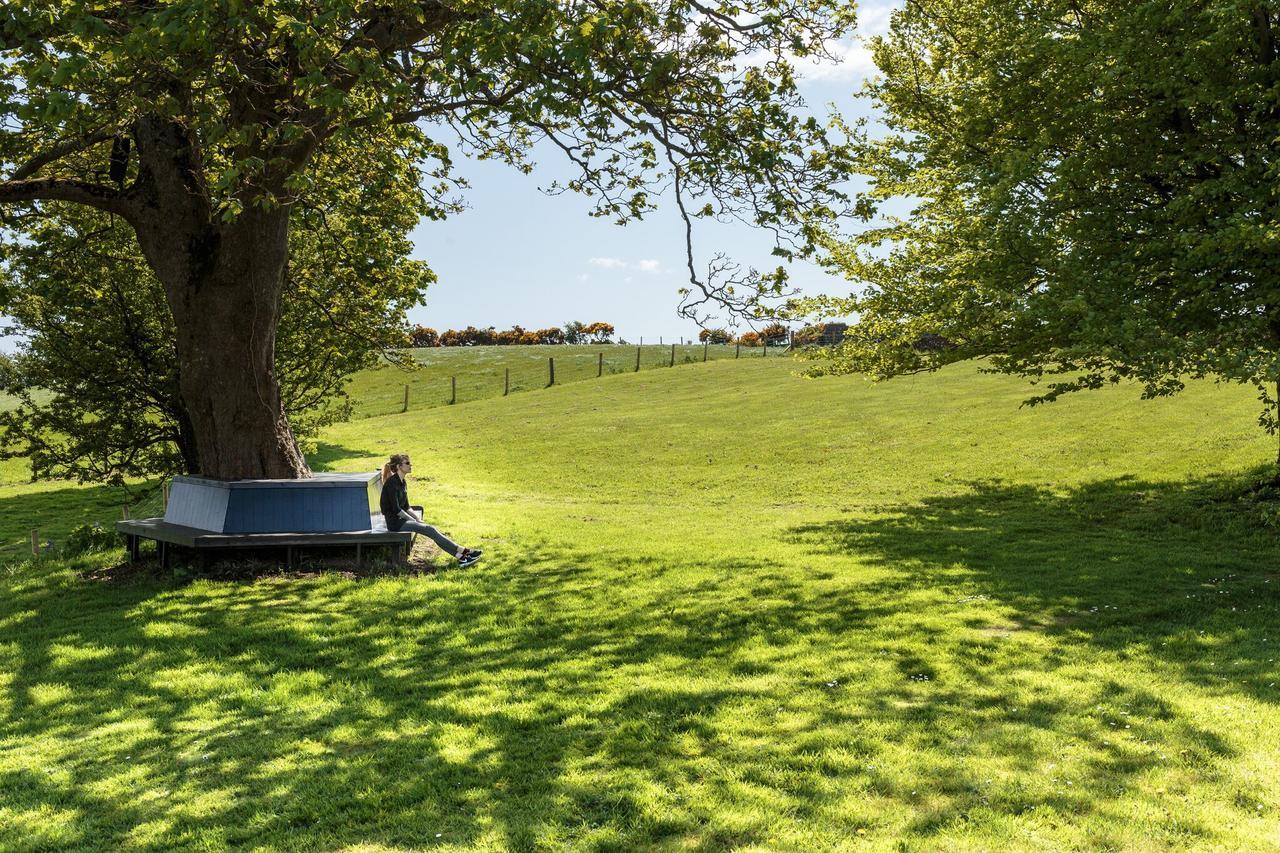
458;548;483;567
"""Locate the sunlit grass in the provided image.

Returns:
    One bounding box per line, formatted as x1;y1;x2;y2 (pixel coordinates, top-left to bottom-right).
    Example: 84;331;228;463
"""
345;342;763;418
1;357;1278;848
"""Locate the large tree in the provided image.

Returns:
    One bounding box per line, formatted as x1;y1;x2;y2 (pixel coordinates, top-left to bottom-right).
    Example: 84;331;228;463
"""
0;131;439;485
799;1;1280;460
0;0;854;479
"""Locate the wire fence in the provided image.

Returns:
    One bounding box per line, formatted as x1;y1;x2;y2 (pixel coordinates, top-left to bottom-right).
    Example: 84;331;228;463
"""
1;341;791;563
349;341;787;419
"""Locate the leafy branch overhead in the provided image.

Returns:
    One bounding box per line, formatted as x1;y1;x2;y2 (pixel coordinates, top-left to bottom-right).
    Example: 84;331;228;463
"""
1;0;854;309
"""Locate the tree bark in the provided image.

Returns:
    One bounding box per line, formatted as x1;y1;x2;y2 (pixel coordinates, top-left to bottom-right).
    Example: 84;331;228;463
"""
168;210;308;479
130;117;310;480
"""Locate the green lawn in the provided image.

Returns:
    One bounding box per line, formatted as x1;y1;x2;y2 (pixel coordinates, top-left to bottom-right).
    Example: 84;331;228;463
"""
0;344;759;560
346;343;765;418
2;357;1278;849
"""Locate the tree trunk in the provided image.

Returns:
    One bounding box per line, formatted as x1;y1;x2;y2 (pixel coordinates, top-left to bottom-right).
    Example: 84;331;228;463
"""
130;117;309;479
163;207;310;480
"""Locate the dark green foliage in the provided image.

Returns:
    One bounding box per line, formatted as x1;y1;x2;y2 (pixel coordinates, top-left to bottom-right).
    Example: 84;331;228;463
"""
801;0;1280;450
63;522;120;556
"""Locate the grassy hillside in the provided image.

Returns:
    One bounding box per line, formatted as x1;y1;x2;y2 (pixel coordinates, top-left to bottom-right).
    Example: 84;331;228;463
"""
347;342;761;418
2;357;1279;849
0;344;760;558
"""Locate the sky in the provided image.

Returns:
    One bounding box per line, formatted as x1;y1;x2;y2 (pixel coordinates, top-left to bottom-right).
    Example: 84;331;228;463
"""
0;1;901;352
408;1;899;343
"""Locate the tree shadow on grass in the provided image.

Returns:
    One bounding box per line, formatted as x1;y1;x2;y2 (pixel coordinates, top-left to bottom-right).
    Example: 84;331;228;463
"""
0;545;857;849
789;469;1280;705
774;471;1280;842
305;440;379;472
0;502;1271;848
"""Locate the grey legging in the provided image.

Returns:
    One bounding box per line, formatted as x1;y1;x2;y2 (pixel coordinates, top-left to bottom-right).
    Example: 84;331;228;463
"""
398;517;460;558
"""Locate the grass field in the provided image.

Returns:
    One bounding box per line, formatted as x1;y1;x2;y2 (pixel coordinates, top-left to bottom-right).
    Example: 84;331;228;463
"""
346;343;765;418
0;343;768;560
2;355;1279;849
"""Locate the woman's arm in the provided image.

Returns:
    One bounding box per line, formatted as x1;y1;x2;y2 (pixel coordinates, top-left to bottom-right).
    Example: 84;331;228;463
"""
379;476;400;523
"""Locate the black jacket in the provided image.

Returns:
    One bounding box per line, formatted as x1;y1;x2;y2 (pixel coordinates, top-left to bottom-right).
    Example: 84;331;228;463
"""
379;472;411;531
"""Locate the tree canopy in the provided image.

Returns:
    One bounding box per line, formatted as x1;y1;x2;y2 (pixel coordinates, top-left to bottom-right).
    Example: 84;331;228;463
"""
798;0;1280;453
0;0;855;479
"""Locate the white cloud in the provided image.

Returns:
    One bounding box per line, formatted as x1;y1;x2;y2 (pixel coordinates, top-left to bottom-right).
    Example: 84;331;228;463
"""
737;0;899;85
588;257;663;274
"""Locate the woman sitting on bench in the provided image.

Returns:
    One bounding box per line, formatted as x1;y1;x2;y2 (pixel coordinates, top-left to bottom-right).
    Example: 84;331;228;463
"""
379;453;482;567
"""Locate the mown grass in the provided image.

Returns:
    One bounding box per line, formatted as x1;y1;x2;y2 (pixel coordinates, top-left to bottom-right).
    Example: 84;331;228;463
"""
0;344;760;558
346;343;764;418
1;357;1279;849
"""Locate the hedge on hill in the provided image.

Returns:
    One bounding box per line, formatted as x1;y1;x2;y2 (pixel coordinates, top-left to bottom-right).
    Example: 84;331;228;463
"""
409;323;615;346
0;0;854;480
797;1;1280;466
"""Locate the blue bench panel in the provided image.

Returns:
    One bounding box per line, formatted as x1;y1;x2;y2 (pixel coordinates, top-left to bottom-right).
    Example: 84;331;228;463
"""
166;474;379;533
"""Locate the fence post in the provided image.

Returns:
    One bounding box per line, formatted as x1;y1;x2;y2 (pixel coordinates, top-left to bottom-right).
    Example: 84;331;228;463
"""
504;367;510;396
762;339;767;357
635;346;641;372
122;505;130;520
669;343;675;367
736;342;741;359
402;384;410;413
450;376;456;405
162;481;170;512
549;357;555;386
30;528;39;557
598;352;604;377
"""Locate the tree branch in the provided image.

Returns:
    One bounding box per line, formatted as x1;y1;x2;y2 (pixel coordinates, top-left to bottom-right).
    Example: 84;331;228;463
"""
8;131;116;182
0;178;136;219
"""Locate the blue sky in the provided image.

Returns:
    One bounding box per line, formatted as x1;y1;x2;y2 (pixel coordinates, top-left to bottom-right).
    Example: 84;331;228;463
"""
1;1;900;352
411;1;899;342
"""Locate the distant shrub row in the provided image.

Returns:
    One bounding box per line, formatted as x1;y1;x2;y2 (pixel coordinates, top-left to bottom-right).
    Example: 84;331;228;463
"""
409;320;821;348
409;322;616;347
698;322;792;346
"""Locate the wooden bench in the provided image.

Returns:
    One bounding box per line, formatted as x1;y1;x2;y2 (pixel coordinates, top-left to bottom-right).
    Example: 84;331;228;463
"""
116;517;415;570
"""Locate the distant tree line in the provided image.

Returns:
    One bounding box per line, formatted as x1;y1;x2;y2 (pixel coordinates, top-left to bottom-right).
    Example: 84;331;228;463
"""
409;322;616;347
409;320;819;349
